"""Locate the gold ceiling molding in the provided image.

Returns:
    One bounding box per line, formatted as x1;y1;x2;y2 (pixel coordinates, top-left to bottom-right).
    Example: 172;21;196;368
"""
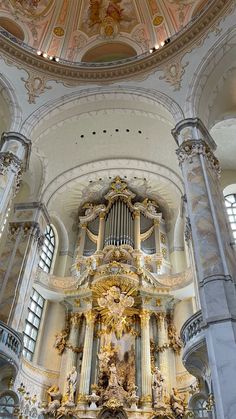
0;0;232;84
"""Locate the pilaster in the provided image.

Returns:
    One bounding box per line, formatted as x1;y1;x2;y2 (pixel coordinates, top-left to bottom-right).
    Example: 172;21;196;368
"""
78;310;96;405
139;309;152;407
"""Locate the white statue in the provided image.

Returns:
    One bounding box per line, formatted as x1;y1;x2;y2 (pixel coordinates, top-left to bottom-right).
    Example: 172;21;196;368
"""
65;366;77;404
152;366;164;406
108;363;119;388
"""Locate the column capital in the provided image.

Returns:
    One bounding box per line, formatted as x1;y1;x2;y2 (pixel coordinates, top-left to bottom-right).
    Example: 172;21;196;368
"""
0;152;22;174
172;118;216;150
70;312;82;327
8;221;41;241
85;310;96;325
1;132;31;170
139;309;150;325
155;311;166;321
176;139;220;174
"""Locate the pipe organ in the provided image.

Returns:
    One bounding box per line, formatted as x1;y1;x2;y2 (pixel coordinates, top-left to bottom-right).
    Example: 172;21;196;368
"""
104;199;134;247
77;177;170;274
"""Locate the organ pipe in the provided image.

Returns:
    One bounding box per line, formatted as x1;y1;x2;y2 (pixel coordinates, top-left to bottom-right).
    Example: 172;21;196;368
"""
104;198;134;247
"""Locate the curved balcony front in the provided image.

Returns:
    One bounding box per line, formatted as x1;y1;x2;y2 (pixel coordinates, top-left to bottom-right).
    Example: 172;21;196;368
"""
180;311;208;379
0;321;23;375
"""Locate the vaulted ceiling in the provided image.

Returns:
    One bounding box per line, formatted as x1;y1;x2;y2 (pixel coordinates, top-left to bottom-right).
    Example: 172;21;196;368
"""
0;0;207;62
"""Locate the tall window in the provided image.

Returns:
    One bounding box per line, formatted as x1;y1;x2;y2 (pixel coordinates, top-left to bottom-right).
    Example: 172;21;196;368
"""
225;194;236;242
23;289;44;361
39;225;55;273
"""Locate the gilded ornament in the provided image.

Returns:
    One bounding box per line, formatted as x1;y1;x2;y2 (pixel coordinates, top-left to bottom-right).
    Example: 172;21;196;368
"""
111;176;127;192
161;234;166;244
85;310;96;325
153;15;164;26
94;283;137;337
139;309;150;326
162;248;167;259
53;26;65;37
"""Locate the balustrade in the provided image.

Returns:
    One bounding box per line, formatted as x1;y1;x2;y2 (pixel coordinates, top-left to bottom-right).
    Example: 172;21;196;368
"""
0;320;23;370
180;311;205;347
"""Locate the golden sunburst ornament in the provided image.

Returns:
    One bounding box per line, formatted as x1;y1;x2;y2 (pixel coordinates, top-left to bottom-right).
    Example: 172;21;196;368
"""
92;278;138;338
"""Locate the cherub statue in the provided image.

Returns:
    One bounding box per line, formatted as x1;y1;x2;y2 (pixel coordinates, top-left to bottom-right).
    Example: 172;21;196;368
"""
54;329;68;355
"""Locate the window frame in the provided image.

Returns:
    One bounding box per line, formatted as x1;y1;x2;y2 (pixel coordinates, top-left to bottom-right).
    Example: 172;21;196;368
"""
38;224;56;273
23;289;44;361
225;193;236;242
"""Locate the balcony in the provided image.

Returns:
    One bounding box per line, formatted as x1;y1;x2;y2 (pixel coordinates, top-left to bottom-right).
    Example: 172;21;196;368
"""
0;321;23;374
180;311;208;378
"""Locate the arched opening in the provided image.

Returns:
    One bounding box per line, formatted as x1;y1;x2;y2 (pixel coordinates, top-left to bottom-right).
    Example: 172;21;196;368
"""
82;42;137;63
0;17;24;41
0;391;19;417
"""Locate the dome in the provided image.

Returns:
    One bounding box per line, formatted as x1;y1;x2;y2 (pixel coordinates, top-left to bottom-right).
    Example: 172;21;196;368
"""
0;0;207;63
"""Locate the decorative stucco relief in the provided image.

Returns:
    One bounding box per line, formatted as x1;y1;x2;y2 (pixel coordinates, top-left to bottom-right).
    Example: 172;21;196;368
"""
21;72;52;104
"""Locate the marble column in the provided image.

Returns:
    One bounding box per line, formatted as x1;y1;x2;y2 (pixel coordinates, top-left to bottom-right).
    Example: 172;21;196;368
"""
97;213;105;251
134;211;141;250
0;202;49;330
0;132;31;230
140;310;152;407
78;310;95;405
172;118;236;419
78;223;87;256
157;313;169;389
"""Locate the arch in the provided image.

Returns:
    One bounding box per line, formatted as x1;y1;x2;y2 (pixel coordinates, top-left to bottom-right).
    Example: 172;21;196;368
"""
185;26;236;127
20;87;184;137
41;159;184;219
39;224;56;273
0;72;22;132
0;390;19;417
81;41;138;63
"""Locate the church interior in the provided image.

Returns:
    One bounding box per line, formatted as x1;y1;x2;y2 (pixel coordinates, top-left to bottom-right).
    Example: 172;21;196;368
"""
0;0;236;418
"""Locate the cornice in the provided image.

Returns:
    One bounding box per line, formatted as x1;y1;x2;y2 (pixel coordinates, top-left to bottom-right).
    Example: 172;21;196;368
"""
0;0;232;84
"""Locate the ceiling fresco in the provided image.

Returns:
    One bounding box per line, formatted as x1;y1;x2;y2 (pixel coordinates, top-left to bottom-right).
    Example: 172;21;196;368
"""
0;0;207;62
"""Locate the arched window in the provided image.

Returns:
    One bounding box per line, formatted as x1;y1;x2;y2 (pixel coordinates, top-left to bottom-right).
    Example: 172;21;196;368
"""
39;225;55;273
0;391;18;417
225;194;236;242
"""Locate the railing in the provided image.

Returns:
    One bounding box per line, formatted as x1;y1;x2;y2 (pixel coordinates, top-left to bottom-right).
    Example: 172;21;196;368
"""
180;310;205;347
0;321;23;369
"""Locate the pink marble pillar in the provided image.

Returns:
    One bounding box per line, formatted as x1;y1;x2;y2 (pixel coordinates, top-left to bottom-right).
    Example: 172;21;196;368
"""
172;118;236;419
